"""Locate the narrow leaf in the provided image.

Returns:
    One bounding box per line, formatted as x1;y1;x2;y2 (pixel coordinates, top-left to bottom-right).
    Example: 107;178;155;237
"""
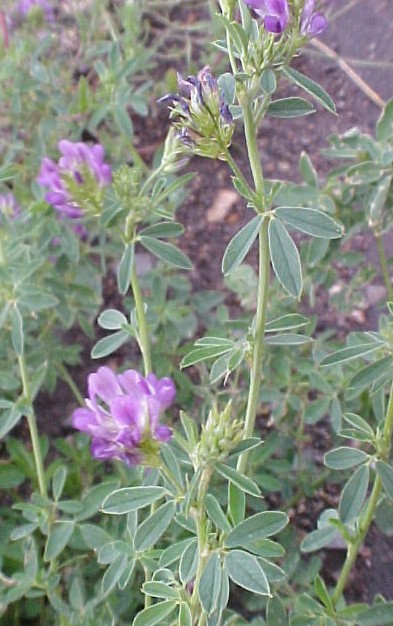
225;550;270;596
222;215;263;275
283;67;336;114
376;461;393;501
268;97;315;118
339;464;370;524
324;447;369;470
274;207;343;239
132;600;177;626
268;218;302;298
140;236;192;270
216;462;261;496
321;343;382;367
134;500;176;551
225;511;288;548
117;244;134;295
102;486;167;514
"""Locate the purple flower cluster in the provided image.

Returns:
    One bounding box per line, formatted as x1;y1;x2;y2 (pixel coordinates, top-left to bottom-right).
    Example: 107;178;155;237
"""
37;140;111;225
245;0;327;36
18;0;55;23
72;367;175;467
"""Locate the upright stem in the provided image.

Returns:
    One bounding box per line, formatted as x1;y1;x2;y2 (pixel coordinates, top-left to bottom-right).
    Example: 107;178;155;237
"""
375;232;393;301
18;356;47;498
331;380;393;606
131;265;152;376
236;91;270;474
237;219;270;474
190;466;213;621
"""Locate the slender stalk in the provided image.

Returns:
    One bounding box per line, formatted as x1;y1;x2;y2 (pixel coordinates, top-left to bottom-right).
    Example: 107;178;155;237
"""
131;264;152;376
58;363;85;406
190;466;213;620
239;93;265;204
331;381;393;606
375;232;393;301
18;356;47;497
237;219;270;474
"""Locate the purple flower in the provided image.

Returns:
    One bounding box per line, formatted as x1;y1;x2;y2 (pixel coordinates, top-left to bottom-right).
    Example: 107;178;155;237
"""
37;140;112;225
18;0;55;23
244;0;290;34
0;192;21;220
72;367;176;467
300;0;327;37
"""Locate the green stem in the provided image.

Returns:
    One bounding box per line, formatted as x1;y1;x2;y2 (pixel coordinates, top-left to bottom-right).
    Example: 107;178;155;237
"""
239;92;265;205
375;231;393;301
237;219;270;474
131;264;152;376
18;356;47;497
58;364;85;406
331;380;393;606
190;466;213;620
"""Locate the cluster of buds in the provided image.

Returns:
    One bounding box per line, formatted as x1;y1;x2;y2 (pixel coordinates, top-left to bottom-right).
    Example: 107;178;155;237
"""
244;0;327;37
72;366;176;467
37;140;112;234
192;402;244;467
159;66;235;160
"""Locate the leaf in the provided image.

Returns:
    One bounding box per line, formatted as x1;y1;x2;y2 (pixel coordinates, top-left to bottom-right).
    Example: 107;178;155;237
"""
301;526;338;553
134;500;176;551
222;215;263;275
98;309;128;331
102;554;128;595
320;343;383;367
283;67;336;114
268;218;302;298
139;222;184;238
358;602;393;625
299;151;318;187
11;306;24;356
267;97;315;118
117;243;134;295
339;464;370;524
348;356;393;390
180;345;233;369
324;447;369;470
218;72;236;104
140;236;192;270
225;550;270;596
265;333;312;346
215;462;261;496
205;494;232;532
274;207;343;239
102;486;167;514
179;539;198;584
79;524;113;550
178;603;193;626
0;405;23;439
265;314;309;333
44;521;75;561
91;329;129;359
260;69;277;95
199;553;222;615
132;600;177;626
376;461;393;501
142;581;179;600
225;511;288;548
267;596;288;626
377;99;393;141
